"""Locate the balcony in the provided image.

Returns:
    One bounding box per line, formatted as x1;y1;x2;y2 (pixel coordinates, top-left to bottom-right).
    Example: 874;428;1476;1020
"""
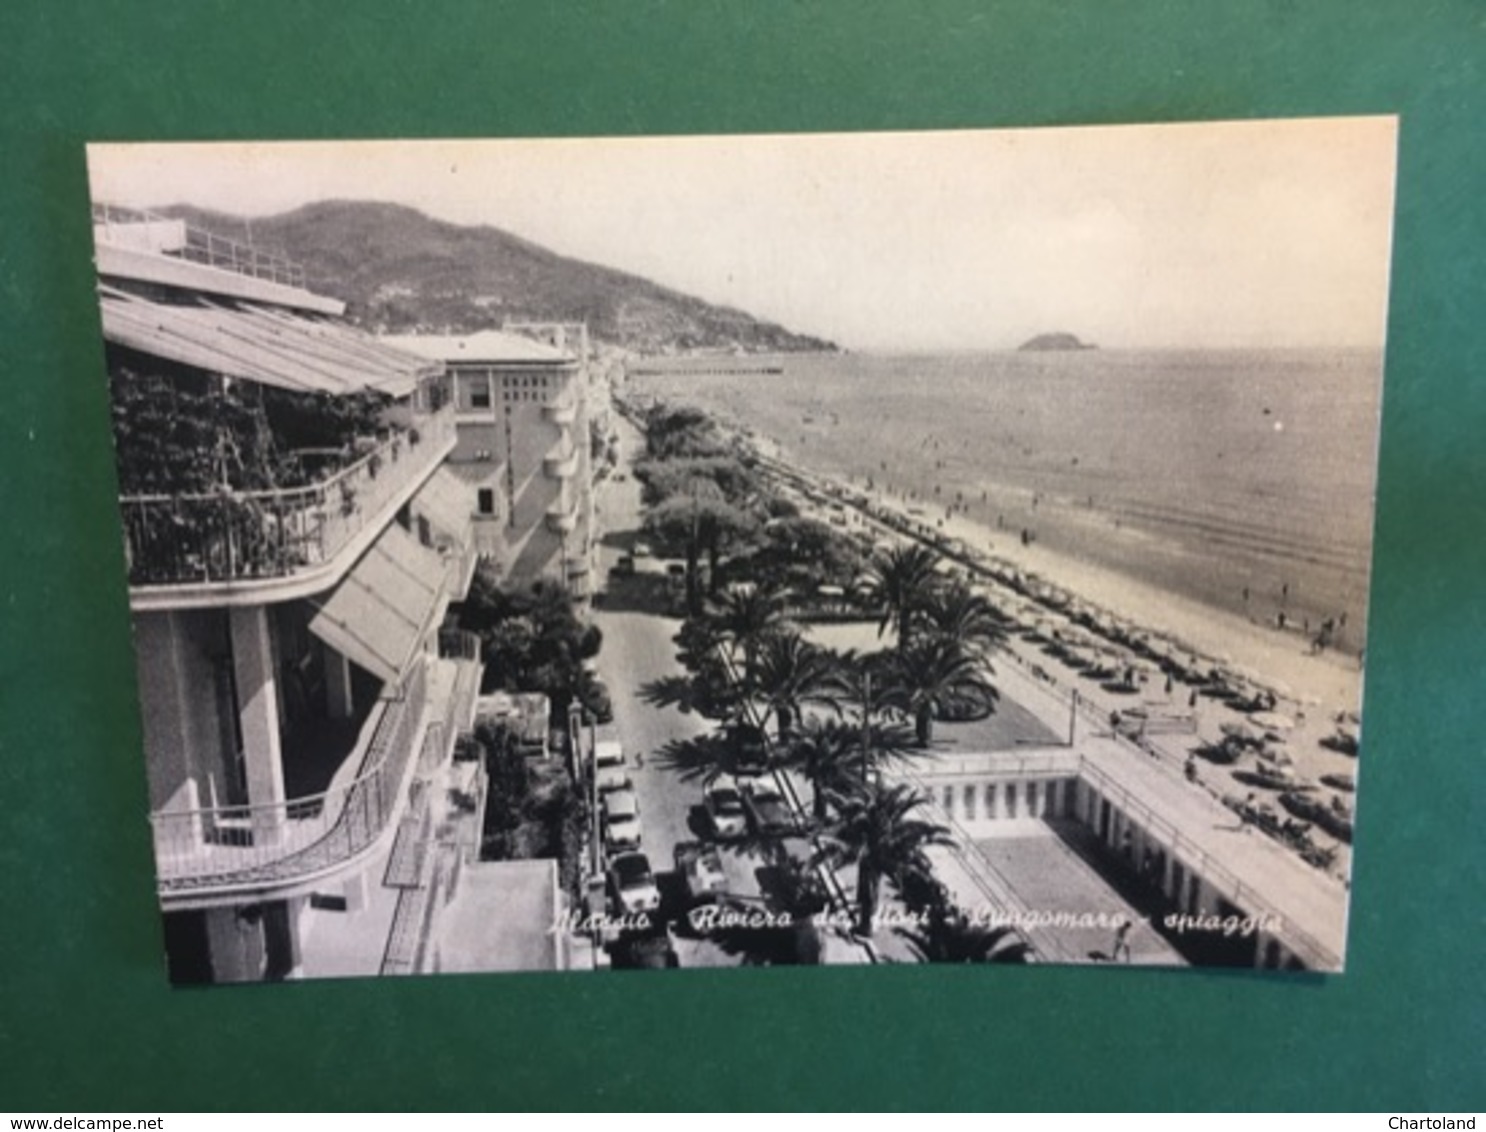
119;404;455;604
545;499;579;534
149;659;430;903
542;396;577;426
543;446;580;480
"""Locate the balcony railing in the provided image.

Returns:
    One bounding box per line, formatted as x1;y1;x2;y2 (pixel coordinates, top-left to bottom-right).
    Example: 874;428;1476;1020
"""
542;396;577;426
93;202;309;290
120;405;454;588
149;659;428;895
543;446;580;480
545;499;579;534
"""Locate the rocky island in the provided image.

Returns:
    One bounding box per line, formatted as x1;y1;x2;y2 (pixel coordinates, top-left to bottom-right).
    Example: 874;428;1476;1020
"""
1018;332;1096;351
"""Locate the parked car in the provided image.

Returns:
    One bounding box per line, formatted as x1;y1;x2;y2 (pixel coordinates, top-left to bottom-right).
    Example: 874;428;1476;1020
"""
596;758;632;794
611;554;635;577
594;735;628;792
743;787;797;838
703;774;749;840
723;721;770;775
609;928;679;969
673;840;728;903
603;789;643;853
632;541;653;558
581;678;614;725
607;851;661;915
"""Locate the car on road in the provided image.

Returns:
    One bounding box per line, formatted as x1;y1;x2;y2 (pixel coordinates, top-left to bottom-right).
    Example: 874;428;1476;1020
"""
743;786;797;838
607;851;662;915
723;720;770;775
611;554;635;577
703;774;749;840
603;788;643;853
581;677;614;725
673;840;728;903
632;541;653;558
596;757;632;794
608;920;679;968
594;735;629;792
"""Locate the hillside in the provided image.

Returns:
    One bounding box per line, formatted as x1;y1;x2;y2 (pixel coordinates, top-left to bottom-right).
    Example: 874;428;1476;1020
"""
160;200;836;354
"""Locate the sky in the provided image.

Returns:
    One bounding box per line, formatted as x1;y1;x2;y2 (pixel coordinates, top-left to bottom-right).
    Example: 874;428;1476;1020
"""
87;118;1398;352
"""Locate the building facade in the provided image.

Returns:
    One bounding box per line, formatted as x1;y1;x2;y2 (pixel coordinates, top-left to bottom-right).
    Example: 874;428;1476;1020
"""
93;207;491;983
381;330;597;604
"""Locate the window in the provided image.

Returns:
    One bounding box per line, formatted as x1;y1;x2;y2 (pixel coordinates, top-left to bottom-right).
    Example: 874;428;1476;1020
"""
963;785;976;821
477;488;496;516
985;783;998;820
942;786;954;818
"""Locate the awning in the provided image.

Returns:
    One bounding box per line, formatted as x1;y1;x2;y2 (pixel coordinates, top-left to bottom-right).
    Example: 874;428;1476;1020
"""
411;468;474;545
100;291;438;399
308;525;446;684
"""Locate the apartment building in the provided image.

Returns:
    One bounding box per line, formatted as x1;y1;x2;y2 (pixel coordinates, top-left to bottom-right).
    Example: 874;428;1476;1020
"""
381;329;596;605
92;207;489;983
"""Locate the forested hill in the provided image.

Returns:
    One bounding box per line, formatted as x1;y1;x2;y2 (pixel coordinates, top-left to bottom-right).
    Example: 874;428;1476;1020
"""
159;200;837;354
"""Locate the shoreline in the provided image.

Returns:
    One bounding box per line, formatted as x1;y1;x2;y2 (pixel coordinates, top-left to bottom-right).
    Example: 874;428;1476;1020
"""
624;349;1378;659
661;402;1365;722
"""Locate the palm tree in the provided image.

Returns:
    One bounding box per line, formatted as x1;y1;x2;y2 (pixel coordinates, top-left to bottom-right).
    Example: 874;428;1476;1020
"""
882;637;998;747
816;780;954;936
918;581;1007;658
785;718;866;821
751;631;840;740
821;647;920;776
705;581;792;695
860;543;943;652
898;907;1033;964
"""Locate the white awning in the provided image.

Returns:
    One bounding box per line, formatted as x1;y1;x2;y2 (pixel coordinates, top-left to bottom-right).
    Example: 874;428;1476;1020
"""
412;468;474;545
100;291;438;399
308;525;445;683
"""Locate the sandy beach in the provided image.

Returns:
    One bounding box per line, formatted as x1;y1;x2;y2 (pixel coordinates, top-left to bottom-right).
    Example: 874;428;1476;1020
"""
618;370;1367;884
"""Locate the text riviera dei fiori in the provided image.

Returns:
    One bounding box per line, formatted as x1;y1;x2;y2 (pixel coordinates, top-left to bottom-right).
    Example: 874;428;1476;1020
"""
553;906;1284;938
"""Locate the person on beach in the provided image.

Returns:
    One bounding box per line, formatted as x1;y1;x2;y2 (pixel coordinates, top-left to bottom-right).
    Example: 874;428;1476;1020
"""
1112;919;1133;963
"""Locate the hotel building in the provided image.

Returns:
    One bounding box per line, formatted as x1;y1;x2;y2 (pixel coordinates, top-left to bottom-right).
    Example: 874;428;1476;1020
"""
381;327;597;606
91;206;514;982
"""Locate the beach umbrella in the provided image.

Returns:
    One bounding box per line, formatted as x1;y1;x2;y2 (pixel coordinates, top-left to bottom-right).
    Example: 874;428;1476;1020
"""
1258;741;1294;767
1220;721;1261;744
1251;711;1297;733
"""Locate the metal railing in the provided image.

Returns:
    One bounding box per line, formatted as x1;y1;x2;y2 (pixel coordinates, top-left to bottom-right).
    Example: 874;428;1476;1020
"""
93;202;308;289
120;406;454;586
150;659;429;893
1073;757;1337;970
890;763;1049;960
920;749;1083;780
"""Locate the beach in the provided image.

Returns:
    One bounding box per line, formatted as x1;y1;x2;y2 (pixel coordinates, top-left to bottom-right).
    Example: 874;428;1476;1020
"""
623;351;1373;857
626;348;1383;659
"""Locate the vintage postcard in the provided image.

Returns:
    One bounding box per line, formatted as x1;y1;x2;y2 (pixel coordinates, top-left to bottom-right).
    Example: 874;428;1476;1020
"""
86;119;1395;982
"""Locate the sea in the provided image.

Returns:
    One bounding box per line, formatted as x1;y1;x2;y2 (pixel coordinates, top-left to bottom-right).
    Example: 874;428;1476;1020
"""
625;348;1386;654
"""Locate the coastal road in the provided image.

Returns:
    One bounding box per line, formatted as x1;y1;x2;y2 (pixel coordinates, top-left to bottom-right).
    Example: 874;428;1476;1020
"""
589;420;774;968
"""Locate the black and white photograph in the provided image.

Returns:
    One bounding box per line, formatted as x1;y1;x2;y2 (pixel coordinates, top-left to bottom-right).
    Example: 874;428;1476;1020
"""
86;119;1396;983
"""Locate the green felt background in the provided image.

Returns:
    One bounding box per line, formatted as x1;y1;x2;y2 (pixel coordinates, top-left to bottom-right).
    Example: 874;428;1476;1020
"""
1;0;1482;1112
